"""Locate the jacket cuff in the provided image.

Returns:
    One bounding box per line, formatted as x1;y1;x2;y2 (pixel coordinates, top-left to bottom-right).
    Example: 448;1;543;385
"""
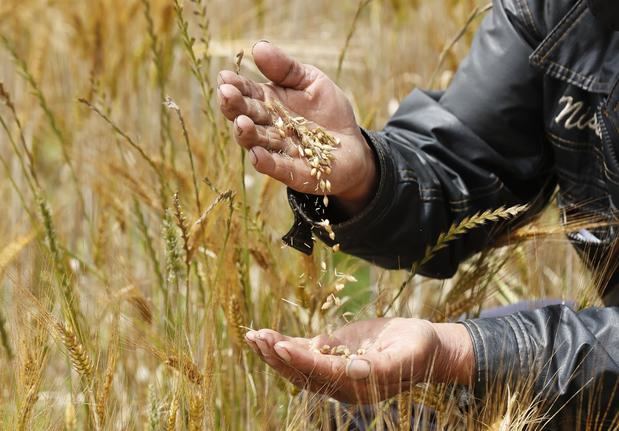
282;128;397;251
460;315;536;399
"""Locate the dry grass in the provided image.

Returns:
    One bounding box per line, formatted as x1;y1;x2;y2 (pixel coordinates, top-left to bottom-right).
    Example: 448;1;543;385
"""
0;0;614;429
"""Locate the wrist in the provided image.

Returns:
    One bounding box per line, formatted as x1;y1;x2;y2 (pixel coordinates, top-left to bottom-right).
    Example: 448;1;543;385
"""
333;129;378;215
432;323;475;385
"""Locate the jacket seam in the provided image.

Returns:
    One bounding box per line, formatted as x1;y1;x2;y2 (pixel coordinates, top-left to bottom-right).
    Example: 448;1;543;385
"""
546;131;593;148
398;170;503;195
444;182;506;206
512;314;533;374
515;0;542;41
461;320;485;386
536;1;586;63
504;316;525;377
545;60;599;89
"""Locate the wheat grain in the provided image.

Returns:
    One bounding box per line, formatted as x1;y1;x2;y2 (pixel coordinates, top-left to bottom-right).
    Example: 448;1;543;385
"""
165;355;205;386
55;322;95;380
17;384;40;431
189;392;205;431
166;393;179;431
267;100;340;206
226;294;246;347
398;391;412;431
147;384;160;431
234;49;244;74
65;401;77;431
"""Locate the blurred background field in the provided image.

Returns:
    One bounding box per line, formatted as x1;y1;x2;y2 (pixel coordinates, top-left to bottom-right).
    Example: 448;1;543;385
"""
0;0;600;429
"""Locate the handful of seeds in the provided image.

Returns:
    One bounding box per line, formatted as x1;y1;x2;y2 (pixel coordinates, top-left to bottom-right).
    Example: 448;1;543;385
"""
314;344;366;359
267;100;340;207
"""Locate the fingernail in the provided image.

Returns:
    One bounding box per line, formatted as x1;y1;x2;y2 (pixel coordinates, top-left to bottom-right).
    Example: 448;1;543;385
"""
251;39;271;53
234;117;243;136
249;148;258;166
217;87;225;103
347;359;371;380
246;331;257;342
217;72;224;86
274;343;291;363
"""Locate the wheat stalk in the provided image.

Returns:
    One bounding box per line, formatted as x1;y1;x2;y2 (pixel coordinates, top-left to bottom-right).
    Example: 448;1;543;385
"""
16;345;47;431
141;0;172;167
0;81;39;191
384;205;528;314
134;200;166;294
186;189;235;261
78;98;160;173
1;36;87;215
17;384;40;431
173;0;217;129
166;100;202;214
96;320;119;427
428;3;493;88
36;195;81;335
336;0;372;83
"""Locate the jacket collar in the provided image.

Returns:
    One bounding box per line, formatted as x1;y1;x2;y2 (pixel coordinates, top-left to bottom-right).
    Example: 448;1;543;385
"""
530;0;618;94
587;0;619;32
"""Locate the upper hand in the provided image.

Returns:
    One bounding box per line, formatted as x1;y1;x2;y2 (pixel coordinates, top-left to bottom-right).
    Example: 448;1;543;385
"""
244;318;474;403
217;41;377;214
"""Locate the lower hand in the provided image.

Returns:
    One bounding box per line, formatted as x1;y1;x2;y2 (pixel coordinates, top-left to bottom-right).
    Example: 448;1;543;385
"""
245;318;474;403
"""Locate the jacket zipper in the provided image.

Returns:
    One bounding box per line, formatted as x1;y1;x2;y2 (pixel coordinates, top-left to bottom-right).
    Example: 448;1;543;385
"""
599;99;619;170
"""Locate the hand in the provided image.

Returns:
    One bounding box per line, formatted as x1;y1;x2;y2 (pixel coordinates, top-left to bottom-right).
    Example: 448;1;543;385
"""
245;318;474;404
217;41;378;215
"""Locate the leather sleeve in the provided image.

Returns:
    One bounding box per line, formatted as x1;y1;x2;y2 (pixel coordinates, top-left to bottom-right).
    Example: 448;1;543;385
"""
285;0;554;277
461;305;619;428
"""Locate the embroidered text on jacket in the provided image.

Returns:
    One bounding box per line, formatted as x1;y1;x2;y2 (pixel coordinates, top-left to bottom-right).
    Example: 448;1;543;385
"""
555;96;602;138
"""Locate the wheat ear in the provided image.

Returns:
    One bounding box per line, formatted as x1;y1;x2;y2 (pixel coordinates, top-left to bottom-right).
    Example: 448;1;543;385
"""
55;322;95;381
384;205;528;314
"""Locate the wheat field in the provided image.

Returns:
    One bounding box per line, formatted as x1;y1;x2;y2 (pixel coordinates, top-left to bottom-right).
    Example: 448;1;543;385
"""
0;0;609;429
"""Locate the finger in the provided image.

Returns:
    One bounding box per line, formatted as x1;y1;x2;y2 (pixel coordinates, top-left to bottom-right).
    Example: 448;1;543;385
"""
218;84;271;124
234;115;295;154
248;330;314;386
274;341;351;381
244;338;261;356
218;70;265;100
253;329;305;364
249;146;311;190
253;330;313;357
252;41;315;91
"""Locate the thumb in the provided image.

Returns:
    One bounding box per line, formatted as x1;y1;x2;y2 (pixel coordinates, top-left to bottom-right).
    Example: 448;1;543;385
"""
346;358;372;380
252;41;314;90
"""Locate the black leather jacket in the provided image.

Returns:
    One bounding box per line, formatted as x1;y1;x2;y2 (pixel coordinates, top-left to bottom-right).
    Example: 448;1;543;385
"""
283;0;619;427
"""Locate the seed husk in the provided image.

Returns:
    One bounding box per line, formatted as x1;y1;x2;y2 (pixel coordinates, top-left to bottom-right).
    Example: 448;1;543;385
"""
266;100;340;209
